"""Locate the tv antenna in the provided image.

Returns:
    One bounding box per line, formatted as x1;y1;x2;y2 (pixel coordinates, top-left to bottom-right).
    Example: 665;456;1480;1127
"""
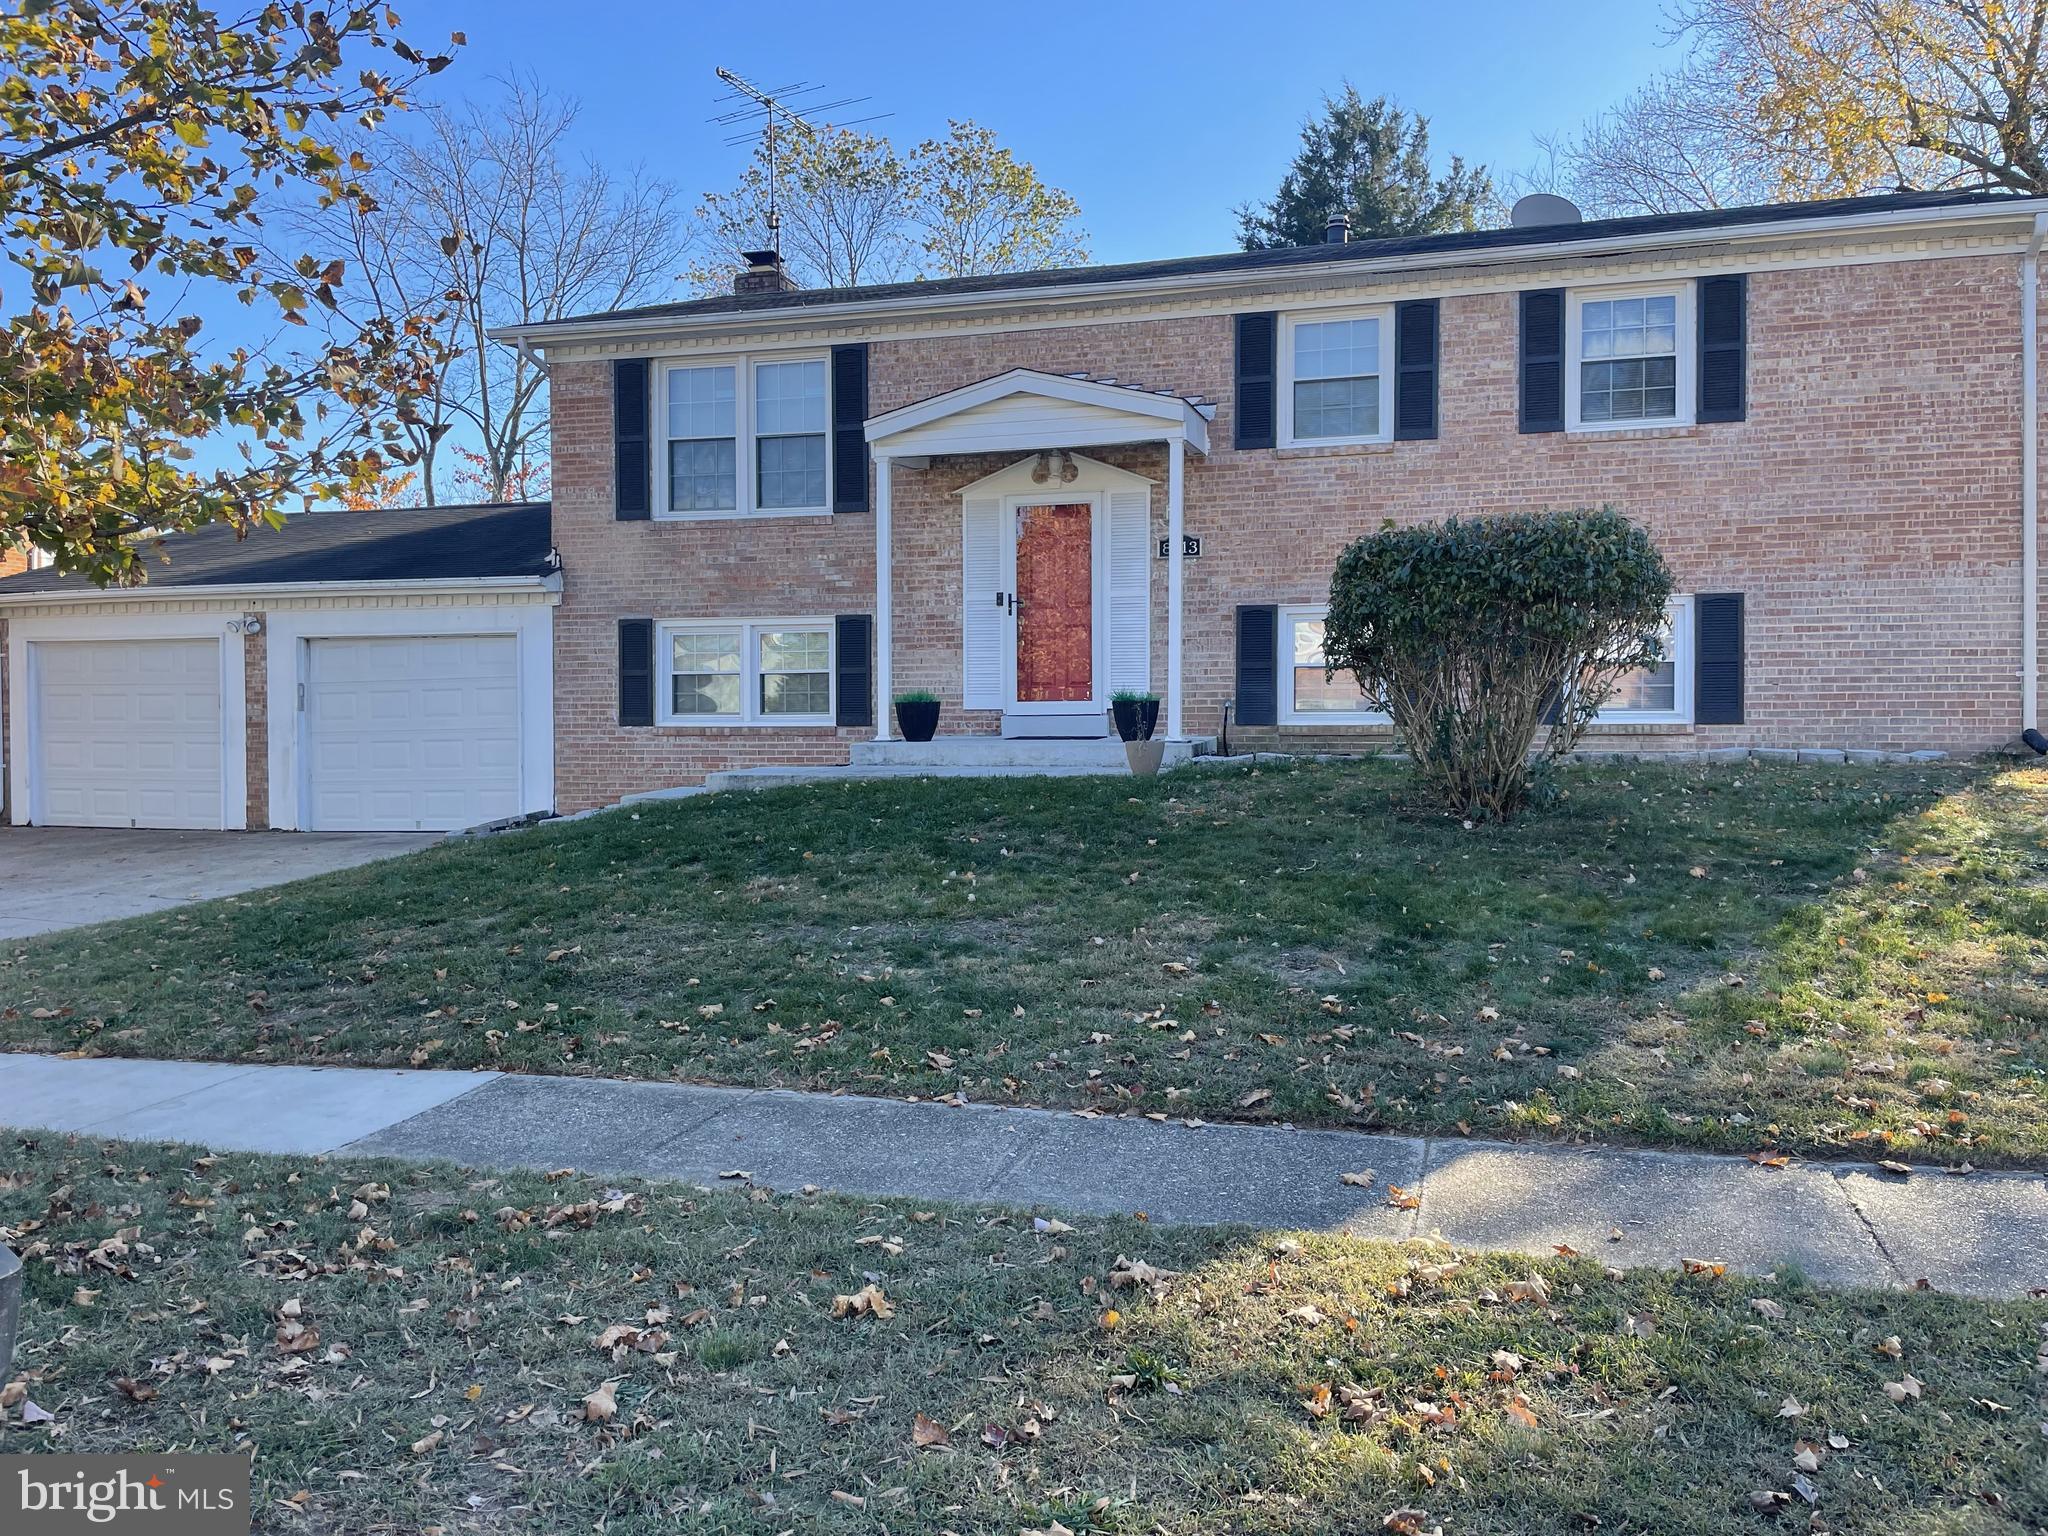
710;69;892;253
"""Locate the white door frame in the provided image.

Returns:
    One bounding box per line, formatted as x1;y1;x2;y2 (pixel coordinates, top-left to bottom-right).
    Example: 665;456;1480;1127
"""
1001;489;1107;715
264;602;554;831
4;609;246;830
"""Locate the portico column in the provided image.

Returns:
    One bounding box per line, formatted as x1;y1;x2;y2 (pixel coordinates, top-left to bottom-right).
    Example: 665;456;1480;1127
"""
874;452;894;742
1166;435;1185;741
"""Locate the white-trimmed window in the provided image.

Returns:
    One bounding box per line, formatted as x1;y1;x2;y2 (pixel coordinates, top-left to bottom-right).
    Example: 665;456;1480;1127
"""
1594;597;1693;723
659;354;831;518
1280;307;1393;446
1567;286;1694;431
1279;606;1390;724
659;619;834;725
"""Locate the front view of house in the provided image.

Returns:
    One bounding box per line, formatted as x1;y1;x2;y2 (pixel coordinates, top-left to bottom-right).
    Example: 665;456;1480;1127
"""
3;187;2046;827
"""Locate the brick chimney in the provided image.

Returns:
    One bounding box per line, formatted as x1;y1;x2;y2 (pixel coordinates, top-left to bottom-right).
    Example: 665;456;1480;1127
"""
734;249;798;295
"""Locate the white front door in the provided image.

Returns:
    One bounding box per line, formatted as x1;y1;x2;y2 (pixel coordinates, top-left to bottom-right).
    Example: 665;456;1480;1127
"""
303;634;521;832
33;638;225;828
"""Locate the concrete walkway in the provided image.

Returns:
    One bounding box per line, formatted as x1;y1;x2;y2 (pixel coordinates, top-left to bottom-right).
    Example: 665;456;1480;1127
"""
3;1052;2042;1298
0;827;439;938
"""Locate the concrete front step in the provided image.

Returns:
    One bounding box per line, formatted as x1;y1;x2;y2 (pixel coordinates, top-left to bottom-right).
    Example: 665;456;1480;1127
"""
852;735;1213;770
702;763;1132;791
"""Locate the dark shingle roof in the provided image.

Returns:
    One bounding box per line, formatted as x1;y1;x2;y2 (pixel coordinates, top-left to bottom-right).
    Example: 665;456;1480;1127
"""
0;502;554;597
542;189;2029;329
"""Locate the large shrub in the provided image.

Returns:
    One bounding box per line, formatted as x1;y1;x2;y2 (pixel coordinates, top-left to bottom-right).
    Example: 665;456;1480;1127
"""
1323;507;1673;820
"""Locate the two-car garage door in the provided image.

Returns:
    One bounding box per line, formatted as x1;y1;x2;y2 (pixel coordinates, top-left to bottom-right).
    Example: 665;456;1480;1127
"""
25;631;528;833
303;635;523;832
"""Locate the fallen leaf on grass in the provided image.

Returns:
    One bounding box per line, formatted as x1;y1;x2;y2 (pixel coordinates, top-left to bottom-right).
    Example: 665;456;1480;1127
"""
409;1430;443;1456
1748;1490;1789;1512
911;1412;949;1449
1750;1298;1787;1321
832;1284;895;1320
582;1380;619;1422
1792;1442;1824;1473
1777;1395;1807;1419
1680;1257;1727;1278
1874;1334;1903;1359
1503;1396;1538;1429
1883;1374;1924;1404
1032;1216;1074;1235
1238;1088;1273;1109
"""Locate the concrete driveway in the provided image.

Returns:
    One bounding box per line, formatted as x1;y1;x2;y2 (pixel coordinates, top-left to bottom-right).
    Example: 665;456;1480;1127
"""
0;826;440;940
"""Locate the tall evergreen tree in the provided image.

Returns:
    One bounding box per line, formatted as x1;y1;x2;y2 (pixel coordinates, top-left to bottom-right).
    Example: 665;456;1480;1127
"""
1238;87;1494;249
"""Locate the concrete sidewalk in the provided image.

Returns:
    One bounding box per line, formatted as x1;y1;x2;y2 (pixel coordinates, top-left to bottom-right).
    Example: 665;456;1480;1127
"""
3;1052;2042;1298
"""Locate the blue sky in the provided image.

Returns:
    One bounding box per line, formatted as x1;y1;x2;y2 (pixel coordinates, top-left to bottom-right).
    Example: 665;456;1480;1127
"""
384;0;1684;265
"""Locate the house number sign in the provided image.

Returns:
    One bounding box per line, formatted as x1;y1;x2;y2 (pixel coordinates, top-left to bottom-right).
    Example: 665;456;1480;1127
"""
1157;535;1201;559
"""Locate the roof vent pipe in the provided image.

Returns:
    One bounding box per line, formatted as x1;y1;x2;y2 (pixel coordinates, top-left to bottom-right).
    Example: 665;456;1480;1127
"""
1324;211;1351;245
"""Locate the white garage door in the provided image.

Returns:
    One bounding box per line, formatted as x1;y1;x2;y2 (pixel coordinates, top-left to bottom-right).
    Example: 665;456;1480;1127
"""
305;634;522;832
34;639;224;829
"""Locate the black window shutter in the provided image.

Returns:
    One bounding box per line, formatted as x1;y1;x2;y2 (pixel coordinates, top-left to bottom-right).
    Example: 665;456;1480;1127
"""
1394;299;1439;440
830;344;870;513
1235;604;1278;725
1696;275;1747;423
613;359;651;520
834;613;873;728
1518;289;1566;434
1234;313;1277;450
618;618;654;726
1694;593;1745;724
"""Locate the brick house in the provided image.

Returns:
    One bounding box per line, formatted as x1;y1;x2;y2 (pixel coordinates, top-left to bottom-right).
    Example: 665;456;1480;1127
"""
5;188;2045;830
499;187;2048;813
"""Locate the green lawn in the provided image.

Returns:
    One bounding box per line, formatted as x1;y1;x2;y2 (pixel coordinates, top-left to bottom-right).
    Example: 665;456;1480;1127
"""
6;758;2048;1165
3;1134;2042;1534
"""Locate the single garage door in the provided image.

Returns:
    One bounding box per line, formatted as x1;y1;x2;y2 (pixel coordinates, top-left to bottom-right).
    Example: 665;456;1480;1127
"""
304;634;522;832
34;638;224;828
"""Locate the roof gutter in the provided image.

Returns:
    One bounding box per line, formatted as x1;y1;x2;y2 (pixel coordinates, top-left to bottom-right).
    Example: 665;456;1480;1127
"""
493;199;2048;349
0;572;562;610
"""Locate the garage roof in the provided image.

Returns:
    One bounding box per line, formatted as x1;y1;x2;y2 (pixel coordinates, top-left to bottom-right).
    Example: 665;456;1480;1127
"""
0;502;554;597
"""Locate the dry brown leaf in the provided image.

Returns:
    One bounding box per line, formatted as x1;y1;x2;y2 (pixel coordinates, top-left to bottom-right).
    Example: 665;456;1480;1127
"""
1340;1171;1375;1187
831;1283;895;1321
911;1411;949;1449
409;1429;443;1456
1884;1373;1924;1404
583;1380;619;1422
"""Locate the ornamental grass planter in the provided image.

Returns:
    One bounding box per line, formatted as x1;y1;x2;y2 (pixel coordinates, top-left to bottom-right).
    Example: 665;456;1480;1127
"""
895;698;941;742
1112;696;1160;742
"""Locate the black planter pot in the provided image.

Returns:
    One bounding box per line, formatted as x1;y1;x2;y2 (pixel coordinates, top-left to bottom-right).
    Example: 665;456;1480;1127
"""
1112;697;1160;742
895;699;941;742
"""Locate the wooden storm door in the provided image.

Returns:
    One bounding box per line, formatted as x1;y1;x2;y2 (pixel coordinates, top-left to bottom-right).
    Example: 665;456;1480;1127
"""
1012;501;1094;704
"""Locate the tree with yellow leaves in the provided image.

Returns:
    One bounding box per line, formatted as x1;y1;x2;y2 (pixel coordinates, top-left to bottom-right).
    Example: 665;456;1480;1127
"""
0;2;460;585
1540;0;2048;213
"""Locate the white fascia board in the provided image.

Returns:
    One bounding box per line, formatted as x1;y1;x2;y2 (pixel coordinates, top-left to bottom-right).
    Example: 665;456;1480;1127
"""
0;574;561;610
867;370;1211;456
493;200;2048;350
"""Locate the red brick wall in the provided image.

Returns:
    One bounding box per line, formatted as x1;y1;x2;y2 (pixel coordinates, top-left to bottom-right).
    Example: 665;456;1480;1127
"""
244;621;267;828
551;253;2040;810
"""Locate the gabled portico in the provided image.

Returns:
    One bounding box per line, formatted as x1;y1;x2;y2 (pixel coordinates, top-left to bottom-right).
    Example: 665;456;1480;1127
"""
863;369;1212;742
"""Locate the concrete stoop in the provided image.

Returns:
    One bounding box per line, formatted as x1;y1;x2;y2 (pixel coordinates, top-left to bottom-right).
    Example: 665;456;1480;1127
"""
697;735;1217;792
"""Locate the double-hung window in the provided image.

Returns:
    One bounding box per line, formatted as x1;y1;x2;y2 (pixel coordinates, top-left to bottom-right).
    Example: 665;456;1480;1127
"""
1593;597;1693;723
1567;286;1694;430
660;619;834;725
1281;308;1393;446
1278;605;1389;724
660;354;830;517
